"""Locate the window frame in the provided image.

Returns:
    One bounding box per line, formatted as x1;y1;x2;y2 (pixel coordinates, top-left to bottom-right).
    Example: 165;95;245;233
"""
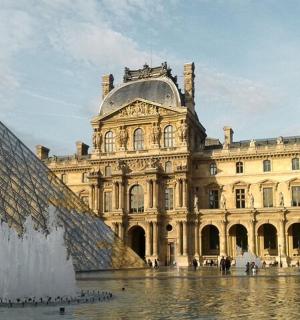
130;185;144;213
165;187;174;210
210;163;217;176
292;158;300;171
235;188;245;208
164;125;174;148
82;172;89;183
263;187;273;208
292;186;300;207
263;159;271;172
104;191;112;212
236;161;244;174
133;128;144;151
208;189;219;209
105;131;115;153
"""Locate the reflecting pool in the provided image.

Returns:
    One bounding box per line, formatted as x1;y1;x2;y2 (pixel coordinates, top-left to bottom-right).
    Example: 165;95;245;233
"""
1;267;300;319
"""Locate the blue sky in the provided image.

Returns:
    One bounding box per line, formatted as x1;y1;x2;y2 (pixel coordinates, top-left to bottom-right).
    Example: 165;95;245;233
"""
1;0;300;155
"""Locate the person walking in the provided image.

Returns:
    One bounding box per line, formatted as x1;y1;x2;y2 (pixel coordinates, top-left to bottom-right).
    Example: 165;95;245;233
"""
192;258;198;271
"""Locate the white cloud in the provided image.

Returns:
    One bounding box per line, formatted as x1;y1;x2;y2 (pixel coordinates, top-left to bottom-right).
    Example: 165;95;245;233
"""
196;65;283;113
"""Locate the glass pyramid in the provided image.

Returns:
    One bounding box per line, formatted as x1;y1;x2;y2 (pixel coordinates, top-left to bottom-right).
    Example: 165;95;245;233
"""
0;121;145;271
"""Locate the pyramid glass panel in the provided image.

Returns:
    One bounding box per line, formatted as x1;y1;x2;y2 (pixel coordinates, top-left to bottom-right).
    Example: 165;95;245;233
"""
0;121;144;271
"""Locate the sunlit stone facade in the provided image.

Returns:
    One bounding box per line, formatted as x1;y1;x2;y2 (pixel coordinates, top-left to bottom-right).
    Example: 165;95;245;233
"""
39;63;300;267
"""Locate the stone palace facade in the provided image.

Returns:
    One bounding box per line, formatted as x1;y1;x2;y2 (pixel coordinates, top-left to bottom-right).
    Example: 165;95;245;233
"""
37;62;300;267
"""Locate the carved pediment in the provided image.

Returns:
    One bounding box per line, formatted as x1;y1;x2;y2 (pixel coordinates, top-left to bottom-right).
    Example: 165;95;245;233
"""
94;98;183;122
231;180;250;192
287;177;300;189
258;179;279;191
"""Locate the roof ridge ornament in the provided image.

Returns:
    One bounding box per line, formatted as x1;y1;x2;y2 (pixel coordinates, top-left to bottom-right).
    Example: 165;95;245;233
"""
123;62;175;83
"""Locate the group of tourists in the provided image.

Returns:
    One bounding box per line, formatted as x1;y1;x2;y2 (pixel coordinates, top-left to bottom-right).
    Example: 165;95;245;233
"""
245;261;258;274
147;258;160;269
219;256;231;273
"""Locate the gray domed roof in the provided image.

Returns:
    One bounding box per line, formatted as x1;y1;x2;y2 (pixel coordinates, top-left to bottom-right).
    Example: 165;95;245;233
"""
99;77;183;115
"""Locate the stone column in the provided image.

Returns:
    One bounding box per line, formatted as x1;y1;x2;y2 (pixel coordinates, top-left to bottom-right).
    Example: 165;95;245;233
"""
120;223;124;241
278;218;287;256
194;221;199;258
153;222;158;256
199;225;202;257
153;180;158;209
176;221;182;255
119;182;123;210
183;221;188;255
112;182;117;210
219;220;227;257
89;185;95;210
248;220;256;255
182;179;187;208
146;222;151;257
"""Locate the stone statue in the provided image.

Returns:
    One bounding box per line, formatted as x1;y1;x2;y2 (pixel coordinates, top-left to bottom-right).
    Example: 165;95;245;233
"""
194;193;199;212
118;127;128;148
152;123;161;145
92;131;97;148
180;120;188;142
96;132;102;149
249;193;254;209
277;136;284;145
249;139;256;148
279;192;285;207
221;194;226;210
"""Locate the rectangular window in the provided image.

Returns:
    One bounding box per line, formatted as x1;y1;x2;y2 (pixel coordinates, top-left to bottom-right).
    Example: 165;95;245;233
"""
104;192;112;212
165;188;174;210
82;172;88;183
263;188;273;207
236;189;245;208
263;160;271;172
292;158;300;170
209;190;219;209
236;162;244;174
292;186;300;207
61;173;67;184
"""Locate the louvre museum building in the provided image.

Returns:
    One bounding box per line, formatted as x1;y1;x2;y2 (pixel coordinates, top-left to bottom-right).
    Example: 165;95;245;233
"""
38;62;300;267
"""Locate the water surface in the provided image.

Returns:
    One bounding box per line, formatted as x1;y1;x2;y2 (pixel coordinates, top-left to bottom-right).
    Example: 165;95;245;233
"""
1;267;300;319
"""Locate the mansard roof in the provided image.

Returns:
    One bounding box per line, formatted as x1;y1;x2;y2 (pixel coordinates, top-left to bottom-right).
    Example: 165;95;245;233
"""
99;63;184;115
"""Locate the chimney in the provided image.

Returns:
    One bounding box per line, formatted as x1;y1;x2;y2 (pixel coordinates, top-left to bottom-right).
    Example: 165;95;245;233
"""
102;74;114;99
223;126;234;145
184;62;195;112
36;145;50;160
76;141;89;157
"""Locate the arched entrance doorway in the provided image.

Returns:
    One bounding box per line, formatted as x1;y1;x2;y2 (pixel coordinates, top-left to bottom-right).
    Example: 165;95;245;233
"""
287;223;300;259
257;223;278;257
228;224;248;257
128;226;145;259
202;225;220;256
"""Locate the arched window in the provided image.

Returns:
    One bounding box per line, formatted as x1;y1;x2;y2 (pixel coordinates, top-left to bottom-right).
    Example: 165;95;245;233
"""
236;161;244;174
130;185;144;213
210;163;217;175
165;161;172;173
292;158;300;170
105;166;112;177
105;131;115;152
263;160;271;172
134;128;144;150
164;125;174;148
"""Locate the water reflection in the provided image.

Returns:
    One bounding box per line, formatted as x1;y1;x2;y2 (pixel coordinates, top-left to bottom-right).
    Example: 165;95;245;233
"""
1;268;300;319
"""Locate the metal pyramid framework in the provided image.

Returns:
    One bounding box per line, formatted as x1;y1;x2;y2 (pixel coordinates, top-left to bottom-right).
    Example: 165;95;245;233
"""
0;121;145;271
